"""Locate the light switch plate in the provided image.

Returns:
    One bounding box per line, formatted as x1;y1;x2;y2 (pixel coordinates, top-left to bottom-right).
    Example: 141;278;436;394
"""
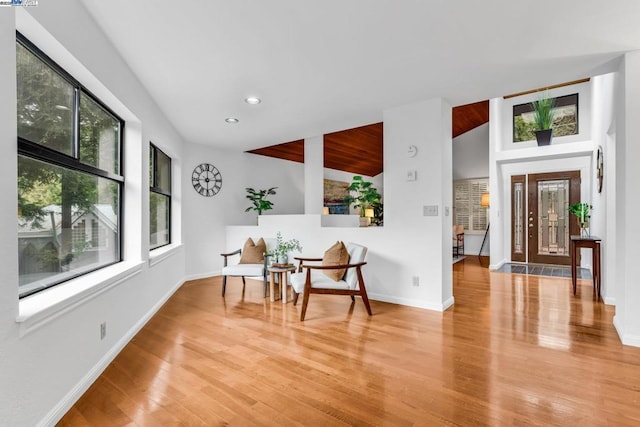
423;205;438;216
407;170;417;181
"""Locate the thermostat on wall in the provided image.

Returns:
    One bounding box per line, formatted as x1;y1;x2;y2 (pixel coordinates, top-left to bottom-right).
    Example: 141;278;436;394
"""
408;145;418;157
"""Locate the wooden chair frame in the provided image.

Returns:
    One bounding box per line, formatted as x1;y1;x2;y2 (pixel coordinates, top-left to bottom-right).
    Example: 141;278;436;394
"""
220;249;271;297
292;257;372;321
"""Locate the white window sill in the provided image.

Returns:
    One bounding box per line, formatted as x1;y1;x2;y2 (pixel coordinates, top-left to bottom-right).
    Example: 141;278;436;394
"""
149;243;183;267
17;261;144;336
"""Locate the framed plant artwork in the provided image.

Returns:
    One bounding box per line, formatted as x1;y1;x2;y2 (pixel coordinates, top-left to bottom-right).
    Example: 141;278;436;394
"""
513;93;579;142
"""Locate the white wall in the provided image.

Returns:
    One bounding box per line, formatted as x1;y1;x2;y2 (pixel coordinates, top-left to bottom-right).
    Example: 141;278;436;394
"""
452;122;490;255
184;145;304;278
614;51;640;346
1;4;188;425
227;98;454;311
489;80;601;271
453;122;490;180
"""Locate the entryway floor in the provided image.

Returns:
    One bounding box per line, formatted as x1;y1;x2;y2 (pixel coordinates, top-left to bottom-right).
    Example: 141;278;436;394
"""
496;262;592;279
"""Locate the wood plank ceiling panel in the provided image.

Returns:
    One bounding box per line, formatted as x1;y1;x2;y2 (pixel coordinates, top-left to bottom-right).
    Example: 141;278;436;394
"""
246;139;305;163
452;100;489;138
324;122;383;177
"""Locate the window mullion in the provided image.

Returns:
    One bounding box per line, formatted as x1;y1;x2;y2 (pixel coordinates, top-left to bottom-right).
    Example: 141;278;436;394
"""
73;86;80;159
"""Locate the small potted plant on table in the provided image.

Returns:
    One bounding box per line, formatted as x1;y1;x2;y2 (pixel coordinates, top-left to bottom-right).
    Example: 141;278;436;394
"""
568;202;592;237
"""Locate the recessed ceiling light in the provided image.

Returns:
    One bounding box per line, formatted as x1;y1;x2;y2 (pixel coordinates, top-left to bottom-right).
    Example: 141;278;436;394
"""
244;96;261;105
225;117;239;124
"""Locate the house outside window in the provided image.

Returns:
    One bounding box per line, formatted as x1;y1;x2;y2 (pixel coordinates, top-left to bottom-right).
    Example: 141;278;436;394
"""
17;33;123;298
150;143;171;250
454;179;489;233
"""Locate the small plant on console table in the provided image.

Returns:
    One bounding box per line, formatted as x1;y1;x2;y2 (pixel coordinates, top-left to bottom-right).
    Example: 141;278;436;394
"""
245;187;278;215
568;202;592;237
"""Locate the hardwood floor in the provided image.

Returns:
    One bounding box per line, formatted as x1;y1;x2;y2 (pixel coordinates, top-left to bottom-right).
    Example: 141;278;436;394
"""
59;258;640;426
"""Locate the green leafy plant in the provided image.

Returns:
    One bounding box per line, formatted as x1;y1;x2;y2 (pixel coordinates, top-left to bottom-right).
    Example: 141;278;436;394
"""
531;91;556;131
344;176;382;217
245;187;277;215
568;202;592;223
272;231;302;262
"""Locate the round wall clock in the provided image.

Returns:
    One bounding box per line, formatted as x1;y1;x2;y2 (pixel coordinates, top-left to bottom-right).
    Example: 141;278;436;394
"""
596;146;604;193
192;163;222;197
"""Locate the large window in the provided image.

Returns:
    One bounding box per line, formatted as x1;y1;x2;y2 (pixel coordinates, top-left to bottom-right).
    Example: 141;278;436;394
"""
454;179;488;233
17;33;123;298
150;143;171;250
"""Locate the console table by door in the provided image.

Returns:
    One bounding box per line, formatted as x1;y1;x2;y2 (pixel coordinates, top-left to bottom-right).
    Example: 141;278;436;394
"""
570;235;601;297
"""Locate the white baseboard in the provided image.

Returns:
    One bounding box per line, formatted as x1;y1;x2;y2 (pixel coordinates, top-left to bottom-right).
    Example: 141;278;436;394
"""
603;295;616;306
489;259;505;271
613;315;640;347
183;270;221;282
369;293;454;312
41;278;185;427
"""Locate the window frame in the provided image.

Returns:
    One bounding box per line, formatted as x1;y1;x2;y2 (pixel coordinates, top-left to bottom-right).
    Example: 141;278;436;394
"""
512;93;579;143
453;178;489;234
17;32;125;298
149;143;171;250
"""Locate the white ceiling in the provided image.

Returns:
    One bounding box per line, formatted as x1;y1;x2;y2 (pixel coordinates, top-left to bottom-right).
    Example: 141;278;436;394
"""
81;0;640;151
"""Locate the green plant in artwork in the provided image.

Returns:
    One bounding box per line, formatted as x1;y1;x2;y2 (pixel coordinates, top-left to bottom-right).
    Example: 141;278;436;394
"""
245;187;277;215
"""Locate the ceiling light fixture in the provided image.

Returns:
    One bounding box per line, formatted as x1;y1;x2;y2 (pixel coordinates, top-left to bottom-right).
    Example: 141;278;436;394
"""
244;96;261;105
225;117;239;124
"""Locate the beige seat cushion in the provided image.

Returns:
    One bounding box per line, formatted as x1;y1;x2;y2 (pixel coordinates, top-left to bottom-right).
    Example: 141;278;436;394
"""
322;241;349;281
239;238;266;264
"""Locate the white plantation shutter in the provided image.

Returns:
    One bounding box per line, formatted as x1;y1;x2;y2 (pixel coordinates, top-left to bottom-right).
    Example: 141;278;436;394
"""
454;179;488;232
454;181;470;230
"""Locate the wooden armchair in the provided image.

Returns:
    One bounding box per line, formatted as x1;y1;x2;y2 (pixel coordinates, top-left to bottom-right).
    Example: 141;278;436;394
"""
220;237;276;297
290;242;372;321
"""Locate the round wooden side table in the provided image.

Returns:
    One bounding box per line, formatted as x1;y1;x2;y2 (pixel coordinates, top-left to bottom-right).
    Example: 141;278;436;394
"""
268;265;297;303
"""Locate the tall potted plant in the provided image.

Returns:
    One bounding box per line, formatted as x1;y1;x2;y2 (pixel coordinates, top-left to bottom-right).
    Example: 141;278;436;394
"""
344;176;382;226
245;187;277;215
531;91;555;146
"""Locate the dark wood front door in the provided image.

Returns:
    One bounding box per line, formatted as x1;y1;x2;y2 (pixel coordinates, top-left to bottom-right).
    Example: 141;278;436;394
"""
511;171;581;265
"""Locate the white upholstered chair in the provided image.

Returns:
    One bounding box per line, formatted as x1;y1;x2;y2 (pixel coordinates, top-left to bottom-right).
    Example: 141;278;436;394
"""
220;238;277;297
290;242;372;321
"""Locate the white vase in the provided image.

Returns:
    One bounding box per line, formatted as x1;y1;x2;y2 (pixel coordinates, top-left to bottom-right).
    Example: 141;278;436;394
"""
277;254;288;264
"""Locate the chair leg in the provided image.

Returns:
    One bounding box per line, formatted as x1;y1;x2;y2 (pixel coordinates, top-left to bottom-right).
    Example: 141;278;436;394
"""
350;295;355;302
241;276;246;292
300;288;311;321
356;268;372;316
292;290;299;305
222;275;227;297
263;276;268;298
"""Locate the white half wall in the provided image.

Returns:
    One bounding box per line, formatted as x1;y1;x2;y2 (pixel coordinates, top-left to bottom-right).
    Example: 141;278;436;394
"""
184;146;304;278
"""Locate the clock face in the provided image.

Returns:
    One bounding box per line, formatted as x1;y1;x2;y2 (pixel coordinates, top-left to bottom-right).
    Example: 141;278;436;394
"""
192;163;222;197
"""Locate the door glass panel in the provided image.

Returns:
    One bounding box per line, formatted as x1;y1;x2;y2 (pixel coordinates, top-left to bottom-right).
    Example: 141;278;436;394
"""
537;179;569;256
514;182;523;254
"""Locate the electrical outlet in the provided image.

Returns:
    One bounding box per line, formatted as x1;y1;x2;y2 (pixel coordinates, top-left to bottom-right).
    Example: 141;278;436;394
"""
412;276;420;287
100;322;106;340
